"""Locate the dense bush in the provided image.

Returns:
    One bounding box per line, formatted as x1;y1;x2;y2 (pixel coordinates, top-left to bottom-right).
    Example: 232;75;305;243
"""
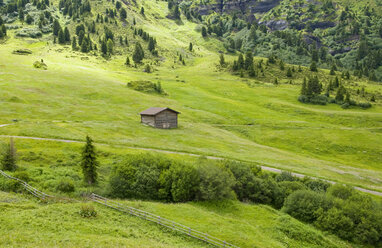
222;160;259;201
56;180;75;193
158;162;200;202
79;204;97;218
283;190;333;222
13;171;30;182
303;179;330;192
107;154;382;246
282;185;382;246
197;163;235;201
0;177;22;192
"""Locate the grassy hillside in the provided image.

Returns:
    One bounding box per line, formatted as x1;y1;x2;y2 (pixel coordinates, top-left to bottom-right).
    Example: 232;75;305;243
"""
0;32;381;192
0;0;381;246
0;191;353;248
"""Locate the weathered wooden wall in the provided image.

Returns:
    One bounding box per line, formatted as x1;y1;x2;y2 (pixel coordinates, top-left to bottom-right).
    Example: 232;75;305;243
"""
141;115;155;127
154;110;178;129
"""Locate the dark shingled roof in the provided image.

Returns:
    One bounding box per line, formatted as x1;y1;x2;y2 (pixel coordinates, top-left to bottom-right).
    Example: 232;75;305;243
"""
140;107;180;116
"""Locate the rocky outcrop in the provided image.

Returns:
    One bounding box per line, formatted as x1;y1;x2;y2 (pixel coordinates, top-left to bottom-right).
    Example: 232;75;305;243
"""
193;0;282;16
265;19;288;31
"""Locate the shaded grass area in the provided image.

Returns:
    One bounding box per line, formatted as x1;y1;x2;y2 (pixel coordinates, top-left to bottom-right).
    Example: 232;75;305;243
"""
0;191;353;248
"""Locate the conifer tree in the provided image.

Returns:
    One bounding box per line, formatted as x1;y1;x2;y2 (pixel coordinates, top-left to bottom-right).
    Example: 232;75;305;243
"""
219;53;225;66
301;78;307;95
279;60;285;71
125;55;130;65
133;42;144;63
148;37;155;51
244;51;253;70
330;64;336;75
99;40;106;55
189;42;193;51
140;7;145;15
248;64;256;77
53;19;61;36
201;26;207;37
237;53;244;69
310;61;318;72
174;5;180;19
286;67;292;77
107;39;113;55
80;136;98;185
72;36;77;50
58;28;65;44
335;85;346;102
1;138;17;172
64;27;70;42
345;91;351;104
120;8;126;19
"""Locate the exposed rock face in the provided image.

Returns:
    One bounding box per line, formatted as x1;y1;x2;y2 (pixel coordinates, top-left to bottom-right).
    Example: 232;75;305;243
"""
193;0;282;16
265;19;288;31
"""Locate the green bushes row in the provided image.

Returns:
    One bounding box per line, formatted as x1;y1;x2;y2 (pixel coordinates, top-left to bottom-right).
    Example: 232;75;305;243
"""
108;154;382;246
108;154;331;207
108;155;235;202
283;186;382;246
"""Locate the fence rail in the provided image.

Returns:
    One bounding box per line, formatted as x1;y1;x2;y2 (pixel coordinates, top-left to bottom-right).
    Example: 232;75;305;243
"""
0;169;53;200
90;193;240;248
0;170;240;247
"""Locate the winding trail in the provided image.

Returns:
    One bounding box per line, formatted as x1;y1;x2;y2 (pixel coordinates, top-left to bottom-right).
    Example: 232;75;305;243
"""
0;134;381;197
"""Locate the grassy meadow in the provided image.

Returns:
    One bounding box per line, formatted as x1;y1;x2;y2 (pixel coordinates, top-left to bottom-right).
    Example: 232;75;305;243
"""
0;28;381;192
0;0;381;246
0;191;353;248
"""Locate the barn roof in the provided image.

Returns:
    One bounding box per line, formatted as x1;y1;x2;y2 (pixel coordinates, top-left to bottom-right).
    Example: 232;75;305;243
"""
140;107;180;116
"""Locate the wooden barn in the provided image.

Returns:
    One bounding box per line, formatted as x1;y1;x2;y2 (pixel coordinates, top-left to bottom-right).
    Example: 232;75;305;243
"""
140;107;180;129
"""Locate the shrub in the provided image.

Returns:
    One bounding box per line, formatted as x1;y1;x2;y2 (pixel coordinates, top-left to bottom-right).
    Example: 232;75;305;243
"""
275;171;296;182
315;207;354;240
308;95;328;105
79;204;97;218
223;160;258;201
327;184;354;200
197;163;235;201
159;162;200;202
109;154;171;200
33;61;47;70
0;177;22;192
303;179;330;192
56;180;75;193
283;190;333;222
250;176;284;209
279;181;307;198
109;160;137;198
13;171;30;182
127;81;166;95
358;102;371;109
1;138;17;171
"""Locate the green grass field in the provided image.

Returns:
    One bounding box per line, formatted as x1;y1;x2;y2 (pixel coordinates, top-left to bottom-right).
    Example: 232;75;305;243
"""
0;27;381;192
1;0;382;246
0;191;353;248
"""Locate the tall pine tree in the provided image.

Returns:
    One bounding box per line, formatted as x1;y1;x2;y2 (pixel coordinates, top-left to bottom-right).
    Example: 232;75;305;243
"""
80;136;98;185
1;138;17;171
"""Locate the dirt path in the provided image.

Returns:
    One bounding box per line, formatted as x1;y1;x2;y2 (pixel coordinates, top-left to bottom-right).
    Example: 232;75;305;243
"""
1;134;381;197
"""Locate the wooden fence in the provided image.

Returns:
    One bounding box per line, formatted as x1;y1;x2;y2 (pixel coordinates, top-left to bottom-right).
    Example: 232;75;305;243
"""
90;193;240;248
0;170;240;247
0;169;53;200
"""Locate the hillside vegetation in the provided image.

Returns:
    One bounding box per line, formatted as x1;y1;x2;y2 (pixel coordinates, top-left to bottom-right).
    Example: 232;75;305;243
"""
0;191;353;248
0;0;382;246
